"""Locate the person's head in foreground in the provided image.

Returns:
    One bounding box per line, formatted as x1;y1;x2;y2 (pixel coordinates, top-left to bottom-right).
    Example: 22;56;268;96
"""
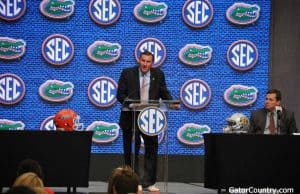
53;109;83;131
107;165;139;194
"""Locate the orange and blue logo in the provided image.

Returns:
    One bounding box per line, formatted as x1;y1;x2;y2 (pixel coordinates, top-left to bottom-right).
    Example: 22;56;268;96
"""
0;73;25;105
89;0;121;26
88;76;118;108
0;0;26;21
138;107;167;136
182;0;213;28
42;34;74;66
180;79;211;110
135;38;166;68
227;40;258;71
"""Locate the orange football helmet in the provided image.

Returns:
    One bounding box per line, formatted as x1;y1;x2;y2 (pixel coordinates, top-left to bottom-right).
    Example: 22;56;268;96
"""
53;109;83;131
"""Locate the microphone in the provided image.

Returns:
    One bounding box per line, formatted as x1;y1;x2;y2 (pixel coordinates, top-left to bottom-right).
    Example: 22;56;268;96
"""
275;106;282;134
275;106;282;119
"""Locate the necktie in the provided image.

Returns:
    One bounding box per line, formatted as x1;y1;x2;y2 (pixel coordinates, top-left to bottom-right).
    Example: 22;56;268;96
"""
140;75;148;103
269;112;276;134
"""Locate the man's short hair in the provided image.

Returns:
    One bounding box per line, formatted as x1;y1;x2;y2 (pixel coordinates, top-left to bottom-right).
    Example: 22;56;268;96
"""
107;165;138;194
267;89;282;101
140;50;154;61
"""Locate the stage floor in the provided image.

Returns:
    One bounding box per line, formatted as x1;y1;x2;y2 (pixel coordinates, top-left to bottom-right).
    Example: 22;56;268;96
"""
53;181;218;194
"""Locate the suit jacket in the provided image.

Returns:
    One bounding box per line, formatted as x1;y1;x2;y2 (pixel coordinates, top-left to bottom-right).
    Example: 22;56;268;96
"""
117;66;172;130
248;108;297;134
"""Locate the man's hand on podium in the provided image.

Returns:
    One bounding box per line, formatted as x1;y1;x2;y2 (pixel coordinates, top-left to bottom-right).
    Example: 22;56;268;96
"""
170;103;180;110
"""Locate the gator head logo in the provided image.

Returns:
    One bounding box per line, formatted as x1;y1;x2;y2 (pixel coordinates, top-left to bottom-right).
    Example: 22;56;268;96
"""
133;0;168;23
0;0;27;21
177;123;210;145
226;3;260;25
87;41;122;64
0;37;26;60
179;44;213;66
40;115;56;130
0;119;25;130
40;0;75;19
89;0;121;26
39;80;74;102
87;121;120;144
182;0;214;29
224;85;258;107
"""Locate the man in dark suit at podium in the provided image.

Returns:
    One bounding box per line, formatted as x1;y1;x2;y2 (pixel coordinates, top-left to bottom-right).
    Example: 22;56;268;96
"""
248;89;297;134
117;50;178;192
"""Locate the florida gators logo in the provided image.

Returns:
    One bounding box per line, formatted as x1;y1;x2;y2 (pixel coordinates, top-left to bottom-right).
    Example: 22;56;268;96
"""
177;123;210;145
87;121;120;144
0;37;26;60
135;38;166;68
40;115;56;130
134;0;168;23
39;80;74;102
40;0;75;19
180;79;211;110
88;76;118;108
87;41;121;63
227;40;258;71
42;34;74;66
179;44;212;66
226;3;260;25
89;0;121;26
182;0;213;28
224;85;258;107
0;119;25;130
0;73;25;105
0;0;27;21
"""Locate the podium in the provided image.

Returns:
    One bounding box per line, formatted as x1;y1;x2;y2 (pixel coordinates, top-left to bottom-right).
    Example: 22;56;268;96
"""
122;99;180;193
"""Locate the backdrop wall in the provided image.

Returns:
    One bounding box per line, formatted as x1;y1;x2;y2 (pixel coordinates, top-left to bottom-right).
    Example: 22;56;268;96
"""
1;0;270;156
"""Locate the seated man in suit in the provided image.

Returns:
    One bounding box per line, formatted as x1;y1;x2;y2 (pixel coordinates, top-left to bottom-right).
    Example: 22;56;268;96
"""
248;89;297;134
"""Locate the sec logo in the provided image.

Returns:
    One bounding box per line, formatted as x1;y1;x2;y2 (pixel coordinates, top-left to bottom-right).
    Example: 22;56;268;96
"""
227;40;258;71
40;115;56;131
42;34;74;66
0;0;27;21
135;38;166;68
182;0;213;28
0;73;26;105
89;0;121;26
180;79;211;110
88;76;118;108
138;107;167;136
